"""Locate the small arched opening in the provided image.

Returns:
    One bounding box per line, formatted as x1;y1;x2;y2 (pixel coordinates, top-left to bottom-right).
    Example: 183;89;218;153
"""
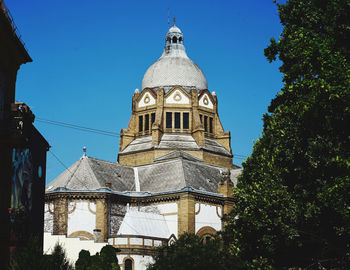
172;36;177;43
179;37;183;43
124;258;133;270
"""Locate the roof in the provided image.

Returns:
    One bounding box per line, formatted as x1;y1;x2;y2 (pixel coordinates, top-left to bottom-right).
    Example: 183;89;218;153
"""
136;156;240;193
117;208;170;238
46;156;135;191
0;0;32;62
141;53;207;90
141;24;207;90
120;133;232;157
46;151;241;194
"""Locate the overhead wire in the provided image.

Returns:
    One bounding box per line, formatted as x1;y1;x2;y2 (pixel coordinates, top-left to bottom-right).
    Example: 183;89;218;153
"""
37;117;249;159
48;150;91;190
37;117;120;137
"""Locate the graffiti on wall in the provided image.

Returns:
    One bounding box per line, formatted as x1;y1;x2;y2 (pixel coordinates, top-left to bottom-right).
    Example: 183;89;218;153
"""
9;148;34;240
11;148;34;211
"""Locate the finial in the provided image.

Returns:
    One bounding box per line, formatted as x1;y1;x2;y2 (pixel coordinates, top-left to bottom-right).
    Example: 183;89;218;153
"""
168;7;170;29
173;16;176;26
83;146;87;157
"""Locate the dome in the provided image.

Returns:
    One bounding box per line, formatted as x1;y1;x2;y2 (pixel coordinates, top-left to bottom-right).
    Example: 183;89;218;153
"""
168;25;182;34
141;23;207;90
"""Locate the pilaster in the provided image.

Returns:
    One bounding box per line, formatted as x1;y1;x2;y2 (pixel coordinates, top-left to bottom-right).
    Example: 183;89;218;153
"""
177;193;195;235
95;199;108;242
53;198;68;235
152;88;164;146
191;88;205;147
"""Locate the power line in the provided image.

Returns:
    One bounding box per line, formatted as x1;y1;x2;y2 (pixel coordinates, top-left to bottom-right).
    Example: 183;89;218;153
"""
37;117;249;158
48;150;90;190
37;118;120;137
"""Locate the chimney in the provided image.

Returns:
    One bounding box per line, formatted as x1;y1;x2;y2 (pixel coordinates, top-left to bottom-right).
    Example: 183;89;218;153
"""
93;229;102;242
105;182;112;189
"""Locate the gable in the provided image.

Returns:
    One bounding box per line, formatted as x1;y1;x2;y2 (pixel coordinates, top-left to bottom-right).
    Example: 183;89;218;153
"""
198;93;213;109
165;88;190;105
138;90;156;108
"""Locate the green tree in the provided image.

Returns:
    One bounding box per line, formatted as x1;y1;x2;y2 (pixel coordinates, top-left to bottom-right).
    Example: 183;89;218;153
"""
48;243;74;270
9;236;49;270
224;0;350;269
75;250;91;270
147;233;236;270
75;245;120;270
9;237;73;270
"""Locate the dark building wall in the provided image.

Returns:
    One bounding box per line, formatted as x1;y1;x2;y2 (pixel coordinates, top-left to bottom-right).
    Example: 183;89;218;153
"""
0;1;48;268
9;122;49;253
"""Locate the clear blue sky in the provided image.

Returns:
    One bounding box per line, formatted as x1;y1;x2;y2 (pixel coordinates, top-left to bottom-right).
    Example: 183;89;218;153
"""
6;0;284;184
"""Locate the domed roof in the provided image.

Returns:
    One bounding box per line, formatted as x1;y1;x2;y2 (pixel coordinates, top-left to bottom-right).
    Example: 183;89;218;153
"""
141;23;207;90
168;25;182;34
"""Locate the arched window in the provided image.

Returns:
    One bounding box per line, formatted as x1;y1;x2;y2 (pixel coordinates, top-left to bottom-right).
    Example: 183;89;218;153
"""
125;259;133;270
166;37;171;43
172;36;177;43
179;37;183;43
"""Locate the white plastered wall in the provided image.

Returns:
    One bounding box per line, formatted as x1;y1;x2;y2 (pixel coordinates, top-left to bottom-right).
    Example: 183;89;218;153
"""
138;92;156;108
165;89;190;104
198;93;214;109
44;202;54;233
195;203;222;233
67;201;96;237
118;254;154;270
135;202;178;238
44;233;106;264
156;203;178;238
44;233;154;270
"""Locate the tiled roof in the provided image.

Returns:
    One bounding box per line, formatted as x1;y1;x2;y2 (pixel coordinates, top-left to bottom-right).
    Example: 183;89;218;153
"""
46;151;241;194
136;157;239;193
119;136;153;154
120;133;232;157
117;208;170;239
46;156;135;192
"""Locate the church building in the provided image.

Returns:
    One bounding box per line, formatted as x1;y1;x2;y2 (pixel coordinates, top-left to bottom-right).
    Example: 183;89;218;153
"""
44;22;241;270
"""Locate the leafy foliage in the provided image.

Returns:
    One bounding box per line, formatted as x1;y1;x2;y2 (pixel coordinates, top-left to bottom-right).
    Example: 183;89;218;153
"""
9;236;49;270
48;243;74;270
147;233;234;270
9;237;73;270
224;0;350;269
75;245;120;270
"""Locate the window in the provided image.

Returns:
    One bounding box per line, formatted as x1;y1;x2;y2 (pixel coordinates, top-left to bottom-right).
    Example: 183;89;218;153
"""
166;112;172;128
175;112;181;129
125;259;133;270
151;113;155;126
172;36;177;43
145;114;149;131
138;115;143;132
204;115;208;132
183;112;189;129
209;117;213;133
200;114;203;123
166;111;191;130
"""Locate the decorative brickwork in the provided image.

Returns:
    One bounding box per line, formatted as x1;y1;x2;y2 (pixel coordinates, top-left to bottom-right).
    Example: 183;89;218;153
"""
196;226;217;237
95;199;108;242
53;198;68;235
118;85;233;168
178;194;195;235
